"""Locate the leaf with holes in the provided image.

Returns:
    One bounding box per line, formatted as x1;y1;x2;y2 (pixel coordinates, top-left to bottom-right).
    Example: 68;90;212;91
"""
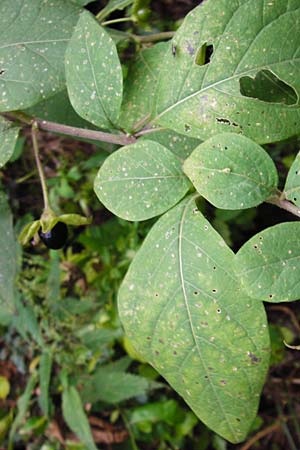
284;151;300;206
0;0;81;111
118;196;270;443
65;11;123;129
0;117;20;168
94;140;190;221
235;222;300;303
183;133;278;209
152;0;300;143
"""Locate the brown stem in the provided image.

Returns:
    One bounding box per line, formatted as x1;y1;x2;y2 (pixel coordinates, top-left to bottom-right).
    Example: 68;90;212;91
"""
266;194;300;219
2;112;136;146
240;422;281;450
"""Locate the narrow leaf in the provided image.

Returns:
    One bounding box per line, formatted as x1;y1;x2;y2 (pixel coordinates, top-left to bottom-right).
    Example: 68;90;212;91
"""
0;117;20;168
94;140;190;221
183;133;278;209
39;350;53;417
235;222;300;303
118;196;270;443
284;151;300;206
65;11;123;129
62;385;97;450
0;0;81;111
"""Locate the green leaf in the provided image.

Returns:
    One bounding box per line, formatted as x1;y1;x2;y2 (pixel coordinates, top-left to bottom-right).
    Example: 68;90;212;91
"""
0;117;20;168
119;42;168;132
25;90;96;129
0;0;81;111
8;372;38;450
284;151;300;206
65;11;123;129
0;376;10;400
62;385;97;450
118;196;270;443
141;129;201;161
97;0;134;22
81;365;151;404
18;220;41;246
0;191;18;320
152;0;300;143
39;350;53;417
183;133;278;209
130;399;185;426
235;222;300;303
94;140;190;221
58;214;92;226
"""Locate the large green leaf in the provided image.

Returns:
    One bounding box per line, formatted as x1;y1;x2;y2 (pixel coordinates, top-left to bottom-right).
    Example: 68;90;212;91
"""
119;42;168;132
0;0;81;111
65;11;123;129
0;191;18;322
284;151;300;206
0;117;20;168
235;222;300;303
94;140;190;221
62;385;97;450
118;196;270;443
183;133;278;209
151;0;300;143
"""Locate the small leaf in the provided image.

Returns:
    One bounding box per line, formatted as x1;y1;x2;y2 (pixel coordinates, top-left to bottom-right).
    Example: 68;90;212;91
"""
183;133;278;209
94;140;190;221
65;11;123;129
0;376;10;400
97;0;134;22
0;117;20;168
18;220;41;246
62;385;97;450
284;151;300;206
0;0;81;111
118;196;270;443
59;214;92;226
81;365;151;404
235;222;300;303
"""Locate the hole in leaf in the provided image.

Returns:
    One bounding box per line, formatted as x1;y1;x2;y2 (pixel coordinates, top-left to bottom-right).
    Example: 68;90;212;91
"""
0;69;5;75
240;69;297;105
195;43;214;65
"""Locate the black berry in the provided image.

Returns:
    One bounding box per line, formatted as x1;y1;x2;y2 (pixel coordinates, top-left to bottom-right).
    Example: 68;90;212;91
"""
38;222;68;249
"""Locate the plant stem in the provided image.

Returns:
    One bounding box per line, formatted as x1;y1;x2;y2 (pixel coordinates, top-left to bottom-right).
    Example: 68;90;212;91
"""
101;17;136;26
31;122;50;211
266;194;300;218
119;410;138;450
131;31;175;43
2;112;137;146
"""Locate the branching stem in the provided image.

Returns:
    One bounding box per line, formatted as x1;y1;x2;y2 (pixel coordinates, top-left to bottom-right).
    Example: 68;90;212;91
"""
2;112;137;146
266;194;300;218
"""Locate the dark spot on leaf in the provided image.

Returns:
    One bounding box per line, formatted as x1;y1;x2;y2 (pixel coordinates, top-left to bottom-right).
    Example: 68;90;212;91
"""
0;69;5;76
236;418;241;422
294;197;297;202
220;380;227;386
184;124;191;132
212;289;217;293
247;352;261;364
147;336;151;340
155;350;160;356
253;244;258;249
158;339;164;344
171;43;177;57
185;41;195;56
194;291;199;295
173;351;177;355
204;375;209;379
213;266;216;270
269;294;274;299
